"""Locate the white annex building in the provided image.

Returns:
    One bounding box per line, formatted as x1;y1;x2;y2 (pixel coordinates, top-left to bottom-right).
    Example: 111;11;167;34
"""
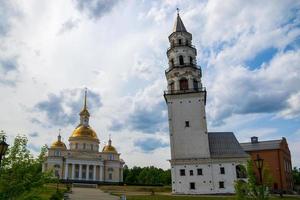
43;90;125;184
164;13;249;194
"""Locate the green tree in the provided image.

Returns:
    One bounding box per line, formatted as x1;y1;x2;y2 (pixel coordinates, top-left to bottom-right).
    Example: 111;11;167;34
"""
0;134;52;200
235;160;271;200
293;167;300;185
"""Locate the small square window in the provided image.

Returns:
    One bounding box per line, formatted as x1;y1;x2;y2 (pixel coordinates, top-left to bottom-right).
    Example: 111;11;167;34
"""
220;167;225;174
197;168;203;175
219;181;225;189
189;170;193;176
185;121;190;127
190;182;195;190
180;169;185;176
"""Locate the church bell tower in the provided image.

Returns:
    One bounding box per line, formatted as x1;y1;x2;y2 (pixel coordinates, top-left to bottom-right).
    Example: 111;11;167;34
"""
164;12;210;160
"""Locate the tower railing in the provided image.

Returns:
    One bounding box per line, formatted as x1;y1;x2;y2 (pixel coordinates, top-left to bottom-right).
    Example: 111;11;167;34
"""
164;87;206;95
167;43;196;54
165;63;201;73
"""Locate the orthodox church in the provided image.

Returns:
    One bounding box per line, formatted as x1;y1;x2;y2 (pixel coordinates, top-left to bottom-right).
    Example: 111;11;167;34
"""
43;90;124;183
164;13;249;194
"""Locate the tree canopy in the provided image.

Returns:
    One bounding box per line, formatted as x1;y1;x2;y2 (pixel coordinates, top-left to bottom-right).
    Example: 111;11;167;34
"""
123;165;171;186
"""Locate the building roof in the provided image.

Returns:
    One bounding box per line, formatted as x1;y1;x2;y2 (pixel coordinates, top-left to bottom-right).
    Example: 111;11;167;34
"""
173;14;187;32
208;132;249;158
240;139;282;152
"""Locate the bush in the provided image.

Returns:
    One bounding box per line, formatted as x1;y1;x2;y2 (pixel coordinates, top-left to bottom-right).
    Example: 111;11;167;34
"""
50;190;64;200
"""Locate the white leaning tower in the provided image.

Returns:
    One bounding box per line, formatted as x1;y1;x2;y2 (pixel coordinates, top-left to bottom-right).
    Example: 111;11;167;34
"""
164;13;249;194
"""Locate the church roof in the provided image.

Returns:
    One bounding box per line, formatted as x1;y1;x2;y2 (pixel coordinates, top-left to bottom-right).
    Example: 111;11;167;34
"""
173;14;187;32
240;139;282;152
208;132;249;158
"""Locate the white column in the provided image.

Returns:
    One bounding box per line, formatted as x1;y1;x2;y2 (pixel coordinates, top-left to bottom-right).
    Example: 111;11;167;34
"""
72;164;75;179
86;165;89;180
79;164;82;180
64;163;68;179
100;166;103;181
93;165;96;181
188;76;193;89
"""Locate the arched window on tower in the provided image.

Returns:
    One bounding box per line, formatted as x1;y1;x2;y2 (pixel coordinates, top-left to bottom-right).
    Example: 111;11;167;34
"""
179;78;189;91
179;55;184;65
178;39;182;45
190;56;193;65
193;79;198;90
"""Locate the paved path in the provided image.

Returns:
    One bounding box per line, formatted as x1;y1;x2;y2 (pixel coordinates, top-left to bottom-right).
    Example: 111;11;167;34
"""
69;187;119;200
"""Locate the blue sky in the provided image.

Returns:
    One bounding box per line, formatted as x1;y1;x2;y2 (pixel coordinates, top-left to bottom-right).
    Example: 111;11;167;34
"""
0;0;300;169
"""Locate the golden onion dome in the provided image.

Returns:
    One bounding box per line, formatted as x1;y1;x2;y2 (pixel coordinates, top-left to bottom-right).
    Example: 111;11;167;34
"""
102;138;118;153
51;140;67;149
70;125;98;140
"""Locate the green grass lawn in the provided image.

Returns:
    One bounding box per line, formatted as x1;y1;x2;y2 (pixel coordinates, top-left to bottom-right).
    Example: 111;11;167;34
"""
16;183;66;200
126;195;300;200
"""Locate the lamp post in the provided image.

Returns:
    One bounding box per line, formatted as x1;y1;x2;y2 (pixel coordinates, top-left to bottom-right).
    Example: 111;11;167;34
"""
0;135;9;168
254;154;264;185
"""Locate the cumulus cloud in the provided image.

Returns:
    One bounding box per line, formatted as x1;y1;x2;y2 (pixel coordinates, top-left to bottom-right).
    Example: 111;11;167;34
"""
0;56;19;86
32;89;102;127
109;80;168;134
207;50;300;126
73;0;119;19
58;18;80;34
134;137;169;152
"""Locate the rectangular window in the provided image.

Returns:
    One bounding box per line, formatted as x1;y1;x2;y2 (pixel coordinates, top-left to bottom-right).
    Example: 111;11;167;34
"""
180;169;185;176
219;181;225;189
197;168;203;175
190;182;195;190
185;121;190;127
189;170;193;176
109;173;112;180
220;167;225;174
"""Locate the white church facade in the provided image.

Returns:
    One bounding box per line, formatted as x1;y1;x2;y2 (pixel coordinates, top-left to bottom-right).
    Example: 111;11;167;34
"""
43;90;125;184
164;13;249;194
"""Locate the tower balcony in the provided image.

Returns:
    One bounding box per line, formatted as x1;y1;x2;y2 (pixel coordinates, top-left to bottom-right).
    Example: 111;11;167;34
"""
164;87;206;95
165;63;201;74
167;43;196;56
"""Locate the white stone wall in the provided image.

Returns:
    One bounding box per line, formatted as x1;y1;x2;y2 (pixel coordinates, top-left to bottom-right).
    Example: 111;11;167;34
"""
166;93;210;159
171;161;244;194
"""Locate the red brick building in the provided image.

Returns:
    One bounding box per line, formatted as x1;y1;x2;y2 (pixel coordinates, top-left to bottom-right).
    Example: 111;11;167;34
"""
240;137;293;193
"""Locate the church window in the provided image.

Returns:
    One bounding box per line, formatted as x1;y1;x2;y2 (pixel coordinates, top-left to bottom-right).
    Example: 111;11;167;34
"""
178;39;182;45
89;165;93;179
91;144;93;150
197;168;203;175
236;165;247;178
179;55;184;65
83;143;86;149
108;168;114;172
219;181;225;189
75;143;78;149
179;78;188;90
54;151;61;156
193;80;198;90
75;165;79;179
109;173;113;180
185;121;190;127
190;182;195;190
189;170;193;176
180;169;185;176
108;154;114;160
190;56;193;64
220;167;225;174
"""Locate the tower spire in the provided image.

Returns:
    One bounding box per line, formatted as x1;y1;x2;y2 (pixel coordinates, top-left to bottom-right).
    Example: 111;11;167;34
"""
79;88;90;126
58;129;61;141
173;9;187;32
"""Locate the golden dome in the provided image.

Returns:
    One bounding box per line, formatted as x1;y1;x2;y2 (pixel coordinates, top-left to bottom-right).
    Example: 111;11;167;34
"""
102;139;118;153
70;125;98;140
51;140;66;149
